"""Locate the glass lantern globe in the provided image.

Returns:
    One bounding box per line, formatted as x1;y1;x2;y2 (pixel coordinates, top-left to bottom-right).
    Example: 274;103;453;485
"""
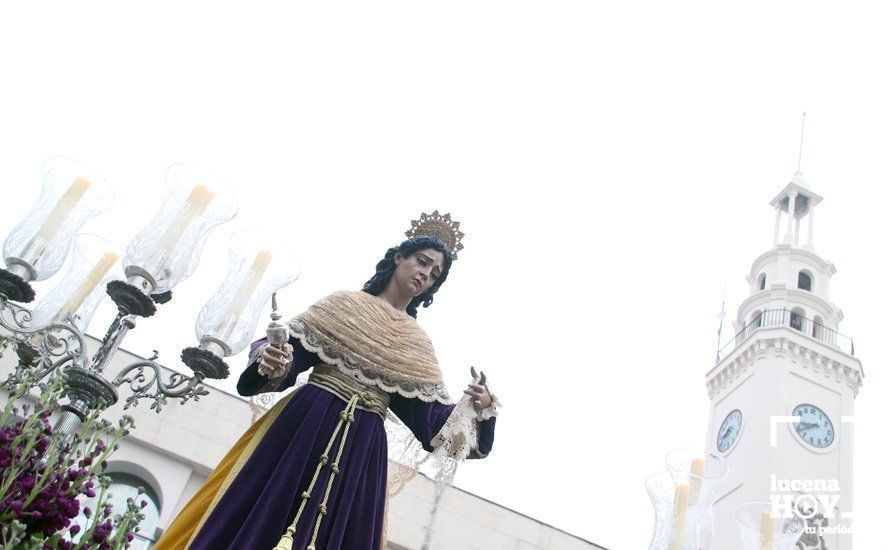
30;234;120;333
665;447;729;486
123;163;238;294
733;502;805;549
194;230;300;356
3;158;114;283
645;470;718;550
665;448;729;549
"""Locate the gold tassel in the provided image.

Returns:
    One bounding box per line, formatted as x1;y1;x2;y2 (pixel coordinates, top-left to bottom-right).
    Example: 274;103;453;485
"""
274;531;294;550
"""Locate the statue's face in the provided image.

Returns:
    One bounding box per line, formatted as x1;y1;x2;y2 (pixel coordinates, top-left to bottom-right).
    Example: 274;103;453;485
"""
394;248;445;297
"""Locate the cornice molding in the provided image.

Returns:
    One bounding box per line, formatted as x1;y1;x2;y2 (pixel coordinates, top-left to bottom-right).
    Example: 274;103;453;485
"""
748;245;837;279
706;333;863;400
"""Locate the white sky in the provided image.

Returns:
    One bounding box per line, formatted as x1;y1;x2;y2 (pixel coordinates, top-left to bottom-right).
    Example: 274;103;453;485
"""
2;2;889;548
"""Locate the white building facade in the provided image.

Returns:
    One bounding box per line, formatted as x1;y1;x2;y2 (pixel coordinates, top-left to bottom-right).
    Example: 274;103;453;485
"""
705;173;863;549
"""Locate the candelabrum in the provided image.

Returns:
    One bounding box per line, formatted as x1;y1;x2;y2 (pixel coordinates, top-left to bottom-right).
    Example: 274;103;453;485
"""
0;160;242;436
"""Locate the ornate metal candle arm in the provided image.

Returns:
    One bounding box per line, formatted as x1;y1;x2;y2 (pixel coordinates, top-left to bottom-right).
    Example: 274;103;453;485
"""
56;275;225;434
0;295;87;389
0;272;222;436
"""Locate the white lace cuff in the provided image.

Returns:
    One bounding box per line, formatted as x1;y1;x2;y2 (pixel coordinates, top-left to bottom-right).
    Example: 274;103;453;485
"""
477;393;500;421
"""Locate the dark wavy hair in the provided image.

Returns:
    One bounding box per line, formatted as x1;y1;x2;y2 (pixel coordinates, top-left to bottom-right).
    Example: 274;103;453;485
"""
362;235;454;318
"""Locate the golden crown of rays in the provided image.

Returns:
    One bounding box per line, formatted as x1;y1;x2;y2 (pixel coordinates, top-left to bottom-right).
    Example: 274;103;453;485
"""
405;210;465;260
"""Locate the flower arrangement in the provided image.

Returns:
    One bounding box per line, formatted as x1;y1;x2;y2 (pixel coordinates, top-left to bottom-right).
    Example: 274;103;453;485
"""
0;360;145;549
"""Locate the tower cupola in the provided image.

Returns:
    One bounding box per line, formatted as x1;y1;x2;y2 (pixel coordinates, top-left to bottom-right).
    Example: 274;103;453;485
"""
769;172;822;250
731;172;848;355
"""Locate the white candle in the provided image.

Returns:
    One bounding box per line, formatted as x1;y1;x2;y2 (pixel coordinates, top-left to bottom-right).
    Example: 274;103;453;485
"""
228;250;273;320
689;458;705;503
61;252;119;317
213;250;273;343
670;483;690;550
22;178;91;265
760;511;774;549
37;177;91;241
160;184;215;259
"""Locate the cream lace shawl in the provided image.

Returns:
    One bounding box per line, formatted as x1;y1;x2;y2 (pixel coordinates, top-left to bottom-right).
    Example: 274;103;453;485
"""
288;290;452;404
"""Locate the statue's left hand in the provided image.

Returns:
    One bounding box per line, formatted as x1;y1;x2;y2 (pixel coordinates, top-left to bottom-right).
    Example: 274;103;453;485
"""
464;366;492;412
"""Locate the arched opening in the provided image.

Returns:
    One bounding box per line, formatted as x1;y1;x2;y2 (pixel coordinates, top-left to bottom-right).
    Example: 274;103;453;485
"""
103;460;163;511
798;270;813;292
757;273;767;291
813;315;824;341
750;309;763;328
790;307;806;332
71;472;161;549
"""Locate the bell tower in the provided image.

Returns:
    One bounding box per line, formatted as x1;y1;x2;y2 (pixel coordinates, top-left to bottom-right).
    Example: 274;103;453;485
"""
704;169;863;549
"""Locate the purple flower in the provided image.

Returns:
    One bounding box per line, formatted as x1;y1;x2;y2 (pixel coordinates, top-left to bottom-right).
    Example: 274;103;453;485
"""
91;519;113;544
0;378;142;544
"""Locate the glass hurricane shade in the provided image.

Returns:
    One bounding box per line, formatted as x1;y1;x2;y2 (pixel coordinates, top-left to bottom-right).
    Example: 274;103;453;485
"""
30;234;120;332
3;158;114;281
665;448;729;486
733;502;805;549
664;448;728;549
123;163;237;294
194;230;300;356
646;470;718;550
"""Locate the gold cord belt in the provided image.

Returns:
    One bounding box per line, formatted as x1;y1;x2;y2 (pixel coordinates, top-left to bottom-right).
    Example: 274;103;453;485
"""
274;364;389;550
306;364;390;417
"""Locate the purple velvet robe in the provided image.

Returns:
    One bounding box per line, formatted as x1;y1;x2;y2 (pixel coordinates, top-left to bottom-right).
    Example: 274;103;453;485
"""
188;336;496;550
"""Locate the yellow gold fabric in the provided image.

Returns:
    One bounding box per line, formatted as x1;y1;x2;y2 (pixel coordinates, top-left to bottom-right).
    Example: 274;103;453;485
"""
289;290;451;404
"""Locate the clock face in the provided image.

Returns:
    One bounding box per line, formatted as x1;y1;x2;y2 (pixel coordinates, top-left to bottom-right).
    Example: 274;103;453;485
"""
793;404;835;449
717;409;743;453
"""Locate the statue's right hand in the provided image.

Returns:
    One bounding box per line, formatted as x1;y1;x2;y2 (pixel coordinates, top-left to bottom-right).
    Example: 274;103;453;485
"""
258;343;293;378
